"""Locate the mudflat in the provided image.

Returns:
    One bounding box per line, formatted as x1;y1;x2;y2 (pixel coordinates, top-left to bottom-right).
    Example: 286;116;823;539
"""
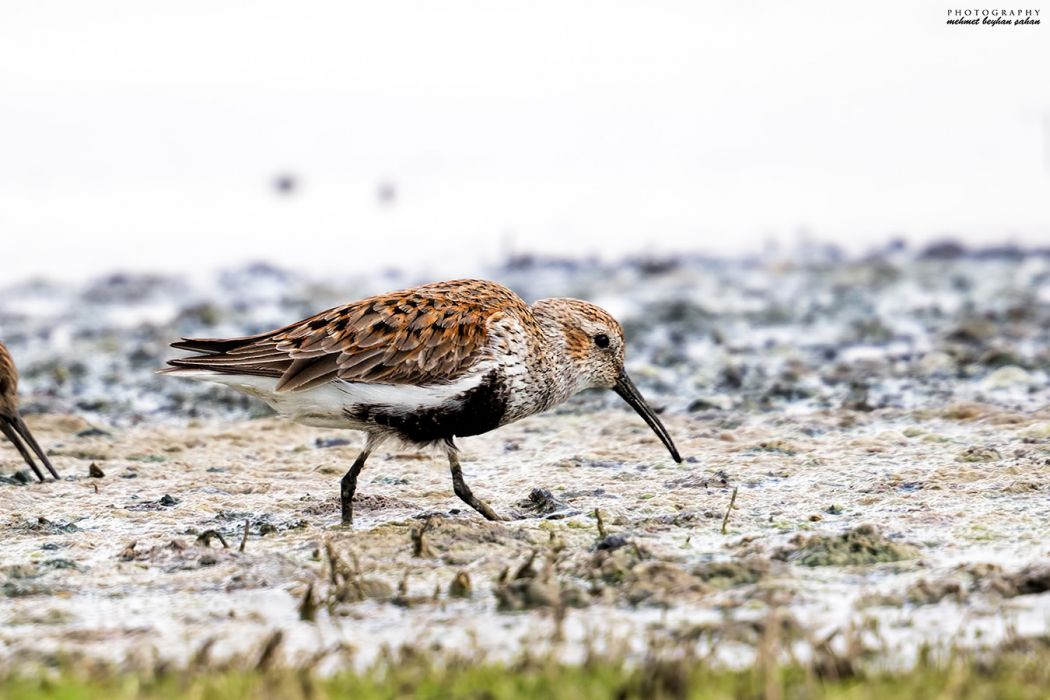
2;401;1048;669
1;248;1049;671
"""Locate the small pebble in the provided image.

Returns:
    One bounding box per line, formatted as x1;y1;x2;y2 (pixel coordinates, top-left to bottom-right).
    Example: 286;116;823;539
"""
597;534;630;551
982;366;1032;390
77;427;112;438
315;437;352;448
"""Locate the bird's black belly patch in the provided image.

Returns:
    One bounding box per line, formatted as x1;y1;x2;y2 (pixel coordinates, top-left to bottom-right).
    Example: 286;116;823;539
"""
346;371;508;443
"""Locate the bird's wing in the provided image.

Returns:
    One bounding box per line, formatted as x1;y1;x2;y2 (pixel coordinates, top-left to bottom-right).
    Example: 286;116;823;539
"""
166;279;527;392
0;342;17;407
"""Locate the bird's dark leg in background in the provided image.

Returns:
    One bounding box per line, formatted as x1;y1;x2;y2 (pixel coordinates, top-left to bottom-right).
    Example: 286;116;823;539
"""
0;415;59;482
445;438;504;521
341;433;385;526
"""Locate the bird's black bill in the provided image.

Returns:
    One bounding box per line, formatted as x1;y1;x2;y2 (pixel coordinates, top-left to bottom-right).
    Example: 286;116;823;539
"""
0;414;59;482
613;371;682;463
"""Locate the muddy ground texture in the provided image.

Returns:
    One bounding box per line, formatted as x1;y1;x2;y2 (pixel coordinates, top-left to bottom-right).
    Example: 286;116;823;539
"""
1;243;1049;671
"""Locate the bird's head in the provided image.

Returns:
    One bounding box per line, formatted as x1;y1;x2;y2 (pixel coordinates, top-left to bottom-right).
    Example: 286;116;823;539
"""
531;298;682;463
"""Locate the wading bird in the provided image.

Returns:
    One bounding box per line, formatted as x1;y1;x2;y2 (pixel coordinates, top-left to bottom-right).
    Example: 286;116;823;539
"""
0;342;60;482
164;279;681;524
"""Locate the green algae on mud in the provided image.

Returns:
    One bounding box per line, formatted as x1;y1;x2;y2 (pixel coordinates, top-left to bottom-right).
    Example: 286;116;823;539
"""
772;524;919;567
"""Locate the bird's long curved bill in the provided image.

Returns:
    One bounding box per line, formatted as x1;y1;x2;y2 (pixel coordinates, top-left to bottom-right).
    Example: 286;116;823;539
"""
613;371;682;463
0;415;60;482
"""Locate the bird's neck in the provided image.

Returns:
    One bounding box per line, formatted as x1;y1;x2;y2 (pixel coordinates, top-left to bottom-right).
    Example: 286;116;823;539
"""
531;310;587;405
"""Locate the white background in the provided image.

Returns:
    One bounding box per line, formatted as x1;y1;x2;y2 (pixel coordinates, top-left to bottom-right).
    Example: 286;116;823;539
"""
1;1;1048;283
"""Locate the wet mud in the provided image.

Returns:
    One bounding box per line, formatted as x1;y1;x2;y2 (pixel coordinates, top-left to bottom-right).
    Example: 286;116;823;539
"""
1;398;1048;669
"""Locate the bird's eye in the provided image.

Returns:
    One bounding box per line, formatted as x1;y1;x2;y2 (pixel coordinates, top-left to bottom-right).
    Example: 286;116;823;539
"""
594;333;610;348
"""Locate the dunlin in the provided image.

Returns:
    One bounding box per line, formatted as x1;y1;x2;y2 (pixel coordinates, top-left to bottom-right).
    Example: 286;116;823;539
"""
0;342;60;482
163;279;681;524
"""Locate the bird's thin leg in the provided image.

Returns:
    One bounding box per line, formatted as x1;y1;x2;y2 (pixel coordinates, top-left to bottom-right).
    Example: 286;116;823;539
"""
13;416;59;480
0;416;46;482
341;434;385;526
445;438;504;521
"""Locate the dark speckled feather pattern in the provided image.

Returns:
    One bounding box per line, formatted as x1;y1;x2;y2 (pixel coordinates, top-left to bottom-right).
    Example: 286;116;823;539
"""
168;279;533;392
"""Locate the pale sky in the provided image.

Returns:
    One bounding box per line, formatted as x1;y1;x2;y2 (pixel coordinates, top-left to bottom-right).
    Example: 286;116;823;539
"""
1;1;1048;283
